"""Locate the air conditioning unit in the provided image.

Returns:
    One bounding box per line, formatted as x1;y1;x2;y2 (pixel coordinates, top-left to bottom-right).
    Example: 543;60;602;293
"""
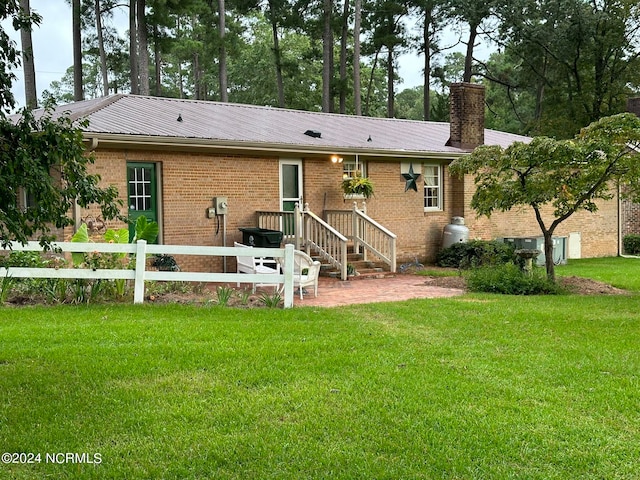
502;236;567;266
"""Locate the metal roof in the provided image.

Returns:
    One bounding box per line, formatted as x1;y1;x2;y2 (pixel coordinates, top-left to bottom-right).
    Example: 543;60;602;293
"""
47;94;530;158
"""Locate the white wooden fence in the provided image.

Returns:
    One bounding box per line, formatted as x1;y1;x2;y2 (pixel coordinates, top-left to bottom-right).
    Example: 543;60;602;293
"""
0;241;296;308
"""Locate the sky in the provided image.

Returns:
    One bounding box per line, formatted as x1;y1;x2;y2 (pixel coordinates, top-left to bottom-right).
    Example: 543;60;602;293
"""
5;0;482;110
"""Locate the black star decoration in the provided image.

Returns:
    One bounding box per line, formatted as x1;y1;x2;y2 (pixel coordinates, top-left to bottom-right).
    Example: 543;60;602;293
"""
402;164;420;192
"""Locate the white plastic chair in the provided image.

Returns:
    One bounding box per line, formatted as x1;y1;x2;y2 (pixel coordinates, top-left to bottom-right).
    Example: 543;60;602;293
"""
285;250;321;299
234;242;280;293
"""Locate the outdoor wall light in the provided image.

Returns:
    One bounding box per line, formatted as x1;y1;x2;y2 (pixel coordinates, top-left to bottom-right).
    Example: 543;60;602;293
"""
331;155;343;163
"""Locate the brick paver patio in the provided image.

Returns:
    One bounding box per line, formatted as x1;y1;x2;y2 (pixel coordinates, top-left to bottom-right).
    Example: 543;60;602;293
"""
292;274;464;307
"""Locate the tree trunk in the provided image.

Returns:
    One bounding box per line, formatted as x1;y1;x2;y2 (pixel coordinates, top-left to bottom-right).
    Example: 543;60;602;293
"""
353;0;362;115
387;44;394;118
136;0;149;95
218;0;228;102
153;22;162;96
95;0;109;96
543;230;555;282
194;52;202;100
72;0;83;101
129;0;139;94
19;0;37;108
364;50;379;116
422;7;431;121
339;0;349;114
268;2;285;108
463;21;477;83
322;0;333;113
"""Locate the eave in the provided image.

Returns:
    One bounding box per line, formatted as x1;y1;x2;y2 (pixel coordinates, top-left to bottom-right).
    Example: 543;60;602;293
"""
83;132;466;162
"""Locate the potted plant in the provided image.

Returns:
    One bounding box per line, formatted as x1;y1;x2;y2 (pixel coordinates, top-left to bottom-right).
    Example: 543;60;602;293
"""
341;171;374;199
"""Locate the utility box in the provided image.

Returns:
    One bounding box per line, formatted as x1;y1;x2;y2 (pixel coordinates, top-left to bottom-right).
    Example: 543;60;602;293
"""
239;227;283;248
503;236;567;266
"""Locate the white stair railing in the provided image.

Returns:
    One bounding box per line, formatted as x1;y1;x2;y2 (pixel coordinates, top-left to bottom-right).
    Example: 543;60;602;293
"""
352;202;397;273
302;205;349;280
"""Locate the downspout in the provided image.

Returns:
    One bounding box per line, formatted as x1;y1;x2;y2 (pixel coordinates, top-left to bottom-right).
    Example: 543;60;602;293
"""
618;181;622;256
74;137;100;231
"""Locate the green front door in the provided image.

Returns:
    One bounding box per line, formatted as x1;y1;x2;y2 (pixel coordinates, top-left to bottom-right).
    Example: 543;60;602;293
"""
127;163;158;242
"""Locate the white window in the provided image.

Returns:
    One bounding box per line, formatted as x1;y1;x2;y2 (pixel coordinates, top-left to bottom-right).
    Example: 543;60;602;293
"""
423;164;442;211
343;160;366;179
21;188;37;210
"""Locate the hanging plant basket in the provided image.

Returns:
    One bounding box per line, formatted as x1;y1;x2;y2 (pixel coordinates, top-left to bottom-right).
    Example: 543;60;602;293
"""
341;172;374;199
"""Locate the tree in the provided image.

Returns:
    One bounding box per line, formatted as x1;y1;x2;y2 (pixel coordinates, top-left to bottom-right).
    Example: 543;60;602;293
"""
446;0;496;83
72;0;84;100
0;5;123;247
94;0;109;95
353;0;362;115
493;0;640;138
19;0;37;107
450;113;640;282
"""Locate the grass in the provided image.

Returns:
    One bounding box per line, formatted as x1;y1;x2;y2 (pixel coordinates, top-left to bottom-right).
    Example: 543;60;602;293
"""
556;256;640;291
1;289;639;479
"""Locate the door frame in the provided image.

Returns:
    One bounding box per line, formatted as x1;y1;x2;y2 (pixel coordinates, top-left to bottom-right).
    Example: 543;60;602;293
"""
126;162;162;243
279;158;303;211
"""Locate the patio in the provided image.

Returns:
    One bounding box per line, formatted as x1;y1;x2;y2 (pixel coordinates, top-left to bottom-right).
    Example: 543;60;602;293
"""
291;274;465;307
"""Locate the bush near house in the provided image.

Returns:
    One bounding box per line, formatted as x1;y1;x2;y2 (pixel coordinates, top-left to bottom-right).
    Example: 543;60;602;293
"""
436;240;517;269
622;234;640;254
465;263;563;295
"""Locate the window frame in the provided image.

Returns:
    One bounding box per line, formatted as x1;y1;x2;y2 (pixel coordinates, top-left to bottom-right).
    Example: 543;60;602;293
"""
423;163;443;212
342;160;366;179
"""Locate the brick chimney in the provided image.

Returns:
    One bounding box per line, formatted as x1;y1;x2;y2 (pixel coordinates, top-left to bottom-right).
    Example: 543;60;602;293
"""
627;97;640;117
447;82;485;149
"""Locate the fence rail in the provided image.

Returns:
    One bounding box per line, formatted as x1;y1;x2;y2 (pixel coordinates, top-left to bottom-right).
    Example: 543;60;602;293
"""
0;241;296;307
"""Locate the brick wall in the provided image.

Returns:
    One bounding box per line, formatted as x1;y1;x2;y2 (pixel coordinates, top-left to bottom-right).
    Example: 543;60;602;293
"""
462;174;619;258
74;147;621;272
448;83;485;149
304;158;464;263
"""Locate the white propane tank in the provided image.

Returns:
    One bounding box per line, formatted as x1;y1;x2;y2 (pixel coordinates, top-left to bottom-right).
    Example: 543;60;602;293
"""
442;216;469;249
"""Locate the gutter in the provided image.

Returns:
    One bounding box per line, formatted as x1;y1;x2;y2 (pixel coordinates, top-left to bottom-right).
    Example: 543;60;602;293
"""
82;133;465;162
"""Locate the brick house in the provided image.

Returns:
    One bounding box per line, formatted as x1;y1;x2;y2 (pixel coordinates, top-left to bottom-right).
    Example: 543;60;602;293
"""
43;83;620;273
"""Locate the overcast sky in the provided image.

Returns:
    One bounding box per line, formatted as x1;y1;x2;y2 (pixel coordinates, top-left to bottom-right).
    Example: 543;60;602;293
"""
5;0;480;110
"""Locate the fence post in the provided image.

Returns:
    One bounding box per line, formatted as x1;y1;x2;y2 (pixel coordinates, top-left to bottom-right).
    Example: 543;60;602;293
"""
283;243;295;308
133;240;148;304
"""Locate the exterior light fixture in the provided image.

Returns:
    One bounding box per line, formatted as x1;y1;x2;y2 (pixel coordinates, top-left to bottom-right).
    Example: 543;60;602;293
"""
331;155;343;163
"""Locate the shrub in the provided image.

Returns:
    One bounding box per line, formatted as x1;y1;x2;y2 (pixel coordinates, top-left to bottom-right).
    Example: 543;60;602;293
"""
623;234;640;255
436;240;516;269
465;263;562;295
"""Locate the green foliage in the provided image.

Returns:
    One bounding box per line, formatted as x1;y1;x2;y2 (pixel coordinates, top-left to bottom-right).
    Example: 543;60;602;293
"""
341;171;374;198
450;113;640;281
0;105;124;248
0;250;48;268
133;216;159;244
466;263;563;295
623;234;640;255
436;240;516;269
493;0;640;138
0;275;14;304
215;285;235;306
259;290;282;308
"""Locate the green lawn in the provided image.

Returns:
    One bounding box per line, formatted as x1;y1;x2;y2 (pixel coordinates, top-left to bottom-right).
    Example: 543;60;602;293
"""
1;259;639;479
557;256;640;291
